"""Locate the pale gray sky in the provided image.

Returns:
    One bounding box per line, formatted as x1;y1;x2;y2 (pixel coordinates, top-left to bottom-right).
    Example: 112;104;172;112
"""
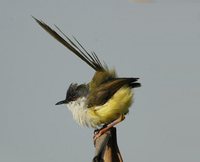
0;0;200;162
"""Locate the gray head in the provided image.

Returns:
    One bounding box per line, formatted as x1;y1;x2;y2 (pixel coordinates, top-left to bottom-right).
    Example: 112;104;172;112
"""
55;83;89;105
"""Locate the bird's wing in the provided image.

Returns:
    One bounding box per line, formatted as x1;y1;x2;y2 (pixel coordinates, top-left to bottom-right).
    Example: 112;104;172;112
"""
87;78;141;107
33;17;105;71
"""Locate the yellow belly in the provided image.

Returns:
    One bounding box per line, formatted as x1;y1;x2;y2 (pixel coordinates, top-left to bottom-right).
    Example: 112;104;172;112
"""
87;86;133;127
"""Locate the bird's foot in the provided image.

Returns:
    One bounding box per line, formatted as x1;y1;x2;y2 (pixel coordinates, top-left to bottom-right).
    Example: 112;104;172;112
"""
93;124;107;141
93;115;125;141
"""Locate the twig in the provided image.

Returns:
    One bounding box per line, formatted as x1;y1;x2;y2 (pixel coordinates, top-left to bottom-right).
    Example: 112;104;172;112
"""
93;127;123;162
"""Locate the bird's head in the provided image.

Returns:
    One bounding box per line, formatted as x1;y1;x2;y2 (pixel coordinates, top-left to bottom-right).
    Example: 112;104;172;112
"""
55;83;89;105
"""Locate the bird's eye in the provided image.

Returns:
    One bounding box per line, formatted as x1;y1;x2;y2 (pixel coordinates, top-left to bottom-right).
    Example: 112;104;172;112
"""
70;97;75;101
69;94;78;101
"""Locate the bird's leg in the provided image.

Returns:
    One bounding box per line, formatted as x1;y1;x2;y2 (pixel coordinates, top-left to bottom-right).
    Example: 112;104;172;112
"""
93;115;125;141
94;124;107;135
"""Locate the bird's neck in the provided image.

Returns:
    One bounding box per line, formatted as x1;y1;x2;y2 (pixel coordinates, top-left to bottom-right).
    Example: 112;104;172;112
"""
66;97;91;127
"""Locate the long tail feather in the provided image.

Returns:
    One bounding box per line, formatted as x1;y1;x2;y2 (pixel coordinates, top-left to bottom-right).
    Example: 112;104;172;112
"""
32;16;104;71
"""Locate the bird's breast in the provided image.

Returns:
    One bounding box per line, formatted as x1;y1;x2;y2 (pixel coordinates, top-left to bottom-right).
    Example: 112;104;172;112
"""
66;87;133;128
66;97;92;127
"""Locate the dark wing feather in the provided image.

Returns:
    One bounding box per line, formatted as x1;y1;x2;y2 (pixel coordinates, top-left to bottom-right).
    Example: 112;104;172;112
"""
32;16;104;71
87;78;141;107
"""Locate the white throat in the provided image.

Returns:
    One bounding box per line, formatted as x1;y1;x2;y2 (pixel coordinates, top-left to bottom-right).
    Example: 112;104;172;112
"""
66;97;91;127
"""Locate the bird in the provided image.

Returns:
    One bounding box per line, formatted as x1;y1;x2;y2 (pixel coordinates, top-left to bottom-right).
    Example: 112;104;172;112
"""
33;17;141;139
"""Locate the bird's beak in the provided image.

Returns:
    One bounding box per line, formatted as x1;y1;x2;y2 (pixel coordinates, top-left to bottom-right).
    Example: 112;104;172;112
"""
55;100;66;105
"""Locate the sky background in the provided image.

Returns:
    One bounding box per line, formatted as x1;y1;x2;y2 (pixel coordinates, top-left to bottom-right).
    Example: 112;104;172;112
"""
0;0;200;162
